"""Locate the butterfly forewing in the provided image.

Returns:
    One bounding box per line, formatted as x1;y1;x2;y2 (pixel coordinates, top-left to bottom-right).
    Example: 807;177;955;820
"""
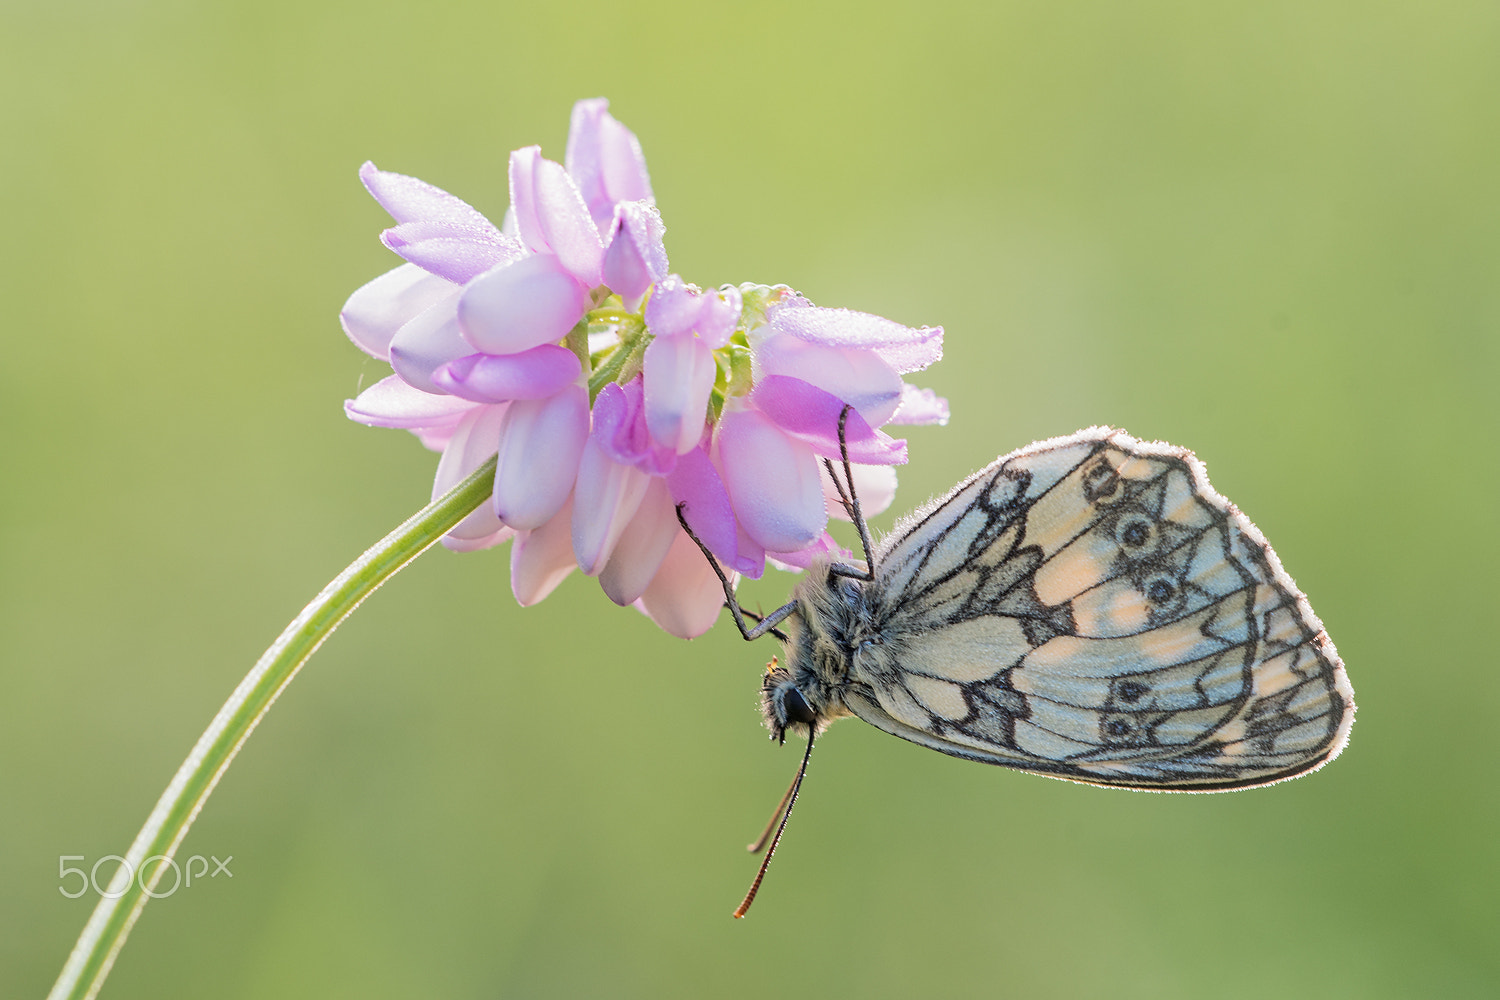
850;427;1353;791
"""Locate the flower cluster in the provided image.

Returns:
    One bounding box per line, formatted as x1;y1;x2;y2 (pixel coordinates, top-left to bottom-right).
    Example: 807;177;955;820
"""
342;99;948;638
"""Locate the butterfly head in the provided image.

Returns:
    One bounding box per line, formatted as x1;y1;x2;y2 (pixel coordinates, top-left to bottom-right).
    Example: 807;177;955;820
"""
760;660;820;745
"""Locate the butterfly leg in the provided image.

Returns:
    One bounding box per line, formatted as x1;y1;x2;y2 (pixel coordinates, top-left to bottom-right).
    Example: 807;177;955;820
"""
675;503;795;642
824;404;876;583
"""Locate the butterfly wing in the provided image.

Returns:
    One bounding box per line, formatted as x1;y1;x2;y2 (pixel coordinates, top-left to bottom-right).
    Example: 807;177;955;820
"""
847;427;1354;791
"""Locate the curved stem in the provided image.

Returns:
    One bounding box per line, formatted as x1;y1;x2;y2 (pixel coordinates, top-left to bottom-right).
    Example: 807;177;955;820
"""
48;456;498;1000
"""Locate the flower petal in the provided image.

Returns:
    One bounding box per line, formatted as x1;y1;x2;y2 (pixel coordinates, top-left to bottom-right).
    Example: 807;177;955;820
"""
715;403;827;553
340;263;454;361
749;375;907;465
599;477;680;605
665;443;763;578
380;220;523;285
432;404;512;549
820;461;897;519
345;374;476;428
491;383;589;530
457;254;589;355
360;161;498;230
632;530;732;639
593;378;676;476
768;304;943;374
643;335;717;455
510;498;576;606
766;532;852;572
389;289;469;393
572;440;652;575
887;383;951;426
754;333;904;427
601;201;668;306
643;274;703;338
566;98;653;230
533;157;603;286
432;345;582;403
644;276;740;348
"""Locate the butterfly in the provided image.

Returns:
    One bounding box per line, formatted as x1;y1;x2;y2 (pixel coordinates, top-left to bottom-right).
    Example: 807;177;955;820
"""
680;422;1354;917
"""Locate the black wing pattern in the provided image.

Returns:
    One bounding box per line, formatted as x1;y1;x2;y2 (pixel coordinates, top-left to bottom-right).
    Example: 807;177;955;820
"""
844;427;1354;791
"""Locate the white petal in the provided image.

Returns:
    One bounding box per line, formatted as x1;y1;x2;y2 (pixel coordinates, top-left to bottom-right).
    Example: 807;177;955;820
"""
492;384;589;530
599;478;679;605
643;335;716;455
572;439;651;575
633;530;733;639
510;498;576;606
341;263;455;361
433;403;510;543
458;255;589;355
820;461;897;520
389;288;468;393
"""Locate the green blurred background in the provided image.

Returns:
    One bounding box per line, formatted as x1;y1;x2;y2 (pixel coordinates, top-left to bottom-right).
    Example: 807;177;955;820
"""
3;1;1496;997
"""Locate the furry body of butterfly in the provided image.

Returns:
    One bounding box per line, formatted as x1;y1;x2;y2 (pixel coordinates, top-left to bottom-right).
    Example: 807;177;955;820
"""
760;426;1354;792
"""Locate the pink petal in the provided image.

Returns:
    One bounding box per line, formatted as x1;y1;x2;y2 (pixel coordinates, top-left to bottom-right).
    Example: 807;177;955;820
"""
592;379;675;475
345;375;477;428
599;478;680;605
432;404;512;548
432;345;582;403
601;201;668;306
643;335;717;455
360;161;498;231
643;275;703;338
644;276;739;348
388;290;469;393
566;98;653;230
697;285;742;349
632;530;733;639
754;333;904;426
749;375;908;465
508;147;545;254
888;383;951;426
491;383;589;530
665;443;764;578
820;461;897;519
572;439;652;575
340;263;454;362
715;404;827;553
768;304;943;374
380;220;524;285
510;498;576;606
457;254;589;355
766;532;852;571
532;157;603;286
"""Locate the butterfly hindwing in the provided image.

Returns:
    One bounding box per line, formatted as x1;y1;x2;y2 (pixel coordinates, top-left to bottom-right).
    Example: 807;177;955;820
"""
849;428;1354;791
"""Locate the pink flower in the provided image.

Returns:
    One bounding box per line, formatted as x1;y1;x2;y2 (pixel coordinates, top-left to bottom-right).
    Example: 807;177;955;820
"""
344;99;666;544
642;277;742;456
714;298;946;563
340;100;950;639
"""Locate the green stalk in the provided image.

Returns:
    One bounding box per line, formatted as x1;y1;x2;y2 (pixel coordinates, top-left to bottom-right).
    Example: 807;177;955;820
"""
48;456;498;1000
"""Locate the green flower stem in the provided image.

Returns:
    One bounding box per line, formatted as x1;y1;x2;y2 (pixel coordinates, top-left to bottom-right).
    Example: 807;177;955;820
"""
48;456;498;1000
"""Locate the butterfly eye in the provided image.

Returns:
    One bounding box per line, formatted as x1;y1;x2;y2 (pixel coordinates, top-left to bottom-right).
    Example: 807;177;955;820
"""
780;687;818;727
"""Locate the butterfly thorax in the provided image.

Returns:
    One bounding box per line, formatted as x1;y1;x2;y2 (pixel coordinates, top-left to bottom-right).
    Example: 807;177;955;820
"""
761;563;887;743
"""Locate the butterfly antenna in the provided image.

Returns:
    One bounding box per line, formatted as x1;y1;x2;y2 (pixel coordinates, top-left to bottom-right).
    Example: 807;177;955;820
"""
825;405;876;582
745;765;801;853
733;726;816;919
